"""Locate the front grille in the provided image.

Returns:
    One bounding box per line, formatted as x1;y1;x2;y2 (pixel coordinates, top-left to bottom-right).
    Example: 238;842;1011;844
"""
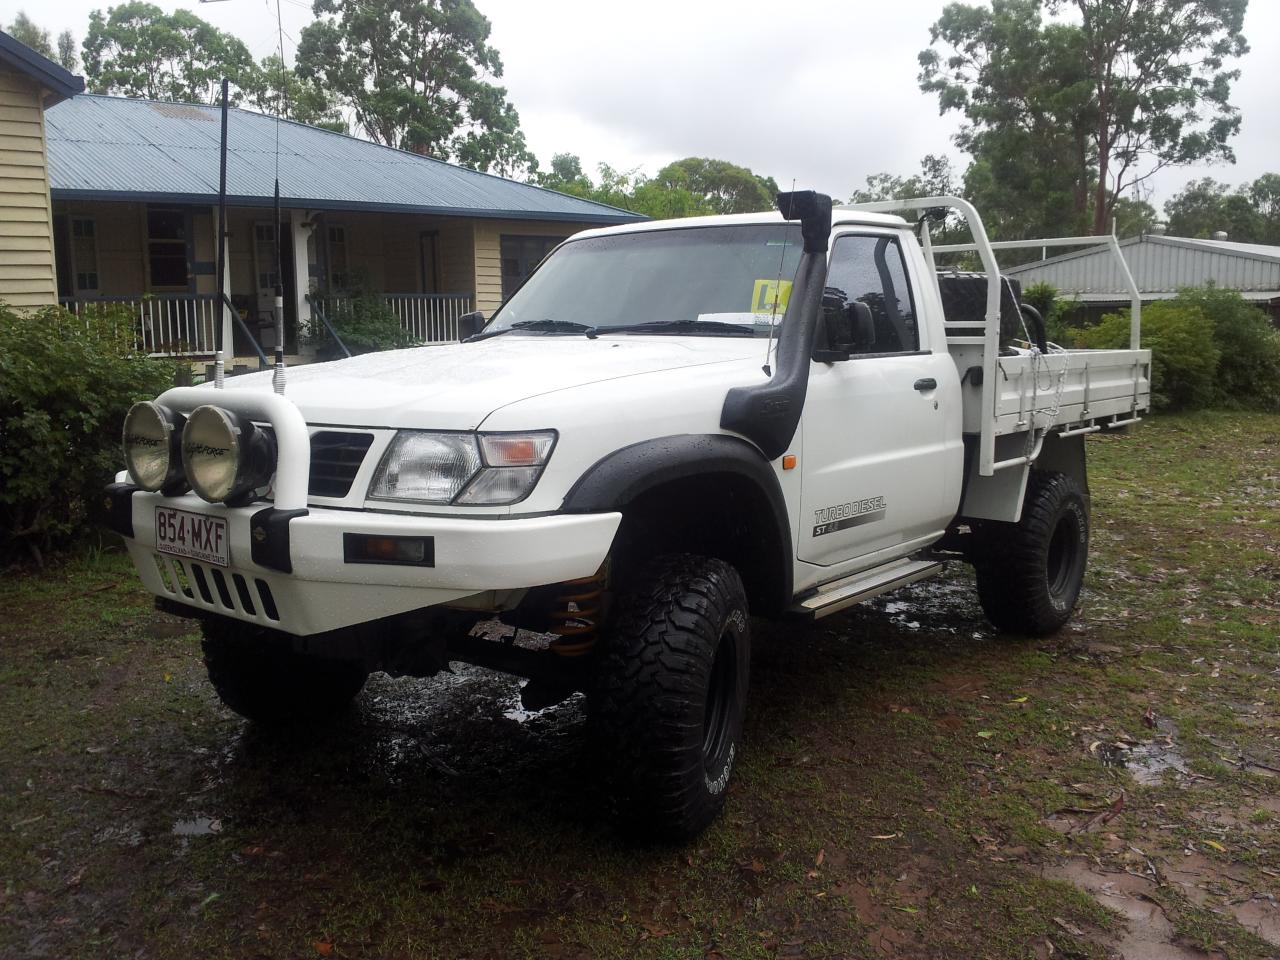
308;431;374;498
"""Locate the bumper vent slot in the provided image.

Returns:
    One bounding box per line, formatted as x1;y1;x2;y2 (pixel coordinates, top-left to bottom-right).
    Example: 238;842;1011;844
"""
150;553;280;624
308;431;374;498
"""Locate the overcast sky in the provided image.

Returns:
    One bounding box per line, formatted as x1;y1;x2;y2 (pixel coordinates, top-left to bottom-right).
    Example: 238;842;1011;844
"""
7;0;1278;211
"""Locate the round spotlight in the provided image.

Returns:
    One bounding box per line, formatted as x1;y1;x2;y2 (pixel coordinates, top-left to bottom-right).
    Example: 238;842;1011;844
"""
181;405;276;504
122;401;183;492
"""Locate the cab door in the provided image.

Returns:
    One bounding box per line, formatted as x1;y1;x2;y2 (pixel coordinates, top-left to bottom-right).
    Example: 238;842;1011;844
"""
797;231;958;566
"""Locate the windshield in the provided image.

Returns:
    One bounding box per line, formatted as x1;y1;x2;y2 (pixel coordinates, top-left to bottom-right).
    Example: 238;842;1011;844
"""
484;223;803;337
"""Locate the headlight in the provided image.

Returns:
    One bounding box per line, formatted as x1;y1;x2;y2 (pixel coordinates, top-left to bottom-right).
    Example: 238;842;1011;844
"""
122;401;185;492
369;430;555;505
181;405;276;504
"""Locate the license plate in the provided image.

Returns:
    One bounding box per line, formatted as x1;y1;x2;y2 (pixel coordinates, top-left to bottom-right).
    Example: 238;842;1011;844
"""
155;507;229;567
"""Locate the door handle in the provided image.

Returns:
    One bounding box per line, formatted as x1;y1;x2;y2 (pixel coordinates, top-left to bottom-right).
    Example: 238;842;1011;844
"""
913;378;937;392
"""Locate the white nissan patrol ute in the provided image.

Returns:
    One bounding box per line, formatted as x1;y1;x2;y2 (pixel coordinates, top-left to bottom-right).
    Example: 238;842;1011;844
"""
108;192;1151;839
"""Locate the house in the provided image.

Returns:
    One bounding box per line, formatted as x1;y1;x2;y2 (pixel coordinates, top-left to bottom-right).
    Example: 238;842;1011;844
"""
0;30;83;309
40;94;642;360
1003;230;1280;323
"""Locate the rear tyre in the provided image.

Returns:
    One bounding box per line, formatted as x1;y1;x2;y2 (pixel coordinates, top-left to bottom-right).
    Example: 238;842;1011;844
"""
200;618;368;725
973;470;1089;636
589;554;751;841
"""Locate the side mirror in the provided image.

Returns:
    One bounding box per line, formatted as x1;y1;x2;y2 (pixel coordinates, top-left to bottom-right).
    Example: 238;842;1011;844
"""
814;302;853;363
849;301;875;351
456;310;485;341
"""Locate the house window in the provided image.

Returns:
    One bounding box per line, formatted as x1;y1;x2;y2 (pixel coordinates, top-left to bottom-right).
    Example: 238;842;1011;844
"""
71;217;99;293
500;235;561;301
327;225;349;289
146;208;189;288
253;223;279;291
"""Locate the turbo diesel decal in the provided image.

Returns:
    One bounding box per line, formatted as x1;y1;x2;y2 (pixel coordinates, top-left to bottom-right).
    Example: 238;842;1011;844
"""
813;496;887;537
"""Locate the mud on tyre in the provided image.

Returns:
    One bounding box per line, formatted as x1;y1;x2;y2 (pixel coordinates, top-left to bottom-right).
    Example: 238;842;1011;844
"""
588;554;751;841
973;469;1089;636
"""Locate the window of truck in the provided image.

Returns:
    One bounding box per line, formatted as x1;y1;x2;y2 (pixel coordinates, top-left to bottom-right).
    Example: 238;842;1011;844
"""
487;224;804;335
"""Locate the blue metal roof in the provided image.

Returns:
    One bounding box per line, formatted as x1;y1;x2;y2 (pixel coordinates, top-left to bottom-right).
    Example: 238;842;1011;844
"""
44;95;644;224
0;30;85;105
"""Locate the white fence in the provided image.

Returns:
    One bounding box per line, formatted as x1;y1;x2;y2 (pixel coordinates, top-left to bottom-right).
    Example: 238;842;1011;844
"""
313;293;472;344
60;296;220;357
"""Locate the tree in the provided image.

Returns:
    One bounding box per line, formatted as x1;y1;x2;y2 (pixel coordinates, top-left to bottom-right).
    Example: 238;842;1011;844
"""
295;0;535;176
6;12;55;59
847;154;958;204
1246;174;1280;244
1164;177;1265;241
653;157;779;214
534;155;769;219
921;0;1249;235
56;30;77;73
537;153;593;194
247;55;346;132
1112;196;1157;237
82;3;258;103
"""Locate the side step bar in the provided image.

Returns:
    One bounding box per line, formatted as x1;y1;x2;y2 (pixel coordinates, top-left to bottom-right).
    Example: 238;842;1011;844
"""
791;558;945;620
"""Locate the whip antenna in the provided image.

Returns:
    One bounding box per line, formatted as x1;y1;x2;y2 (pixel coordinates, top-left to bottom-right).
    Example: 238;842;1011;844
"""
271;0;289;395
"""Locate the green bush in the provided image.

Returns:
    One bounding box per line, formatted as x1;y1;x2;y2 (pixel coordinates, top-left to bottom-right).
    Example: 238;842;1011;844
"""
0;303;176;564
1069;301;1219;410
1174;286;1280;410
310;274;420;356
1020;281;1075;345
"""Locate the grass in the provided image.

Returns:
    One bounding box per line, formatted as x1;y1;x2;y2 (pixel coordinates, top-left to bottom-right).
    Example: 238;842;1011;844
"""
1;410;1277;958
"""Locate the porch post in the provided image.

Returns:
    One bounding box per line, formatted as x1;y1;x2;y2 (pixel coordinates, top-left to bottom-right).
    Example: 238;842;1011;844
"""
214;206;233;357
290;208;313;351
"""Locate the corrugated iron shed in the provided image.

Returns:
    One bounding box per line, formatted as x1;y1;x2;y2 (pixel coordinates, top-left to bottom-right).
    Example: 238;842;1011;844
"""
1003;233;1280;303
44;94;643;224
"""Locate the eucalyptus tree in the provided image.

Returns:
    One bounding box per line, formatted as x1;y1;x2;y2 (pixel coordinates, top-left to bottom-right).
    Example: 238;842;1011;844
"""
295;0;535;176
921;0;1250;235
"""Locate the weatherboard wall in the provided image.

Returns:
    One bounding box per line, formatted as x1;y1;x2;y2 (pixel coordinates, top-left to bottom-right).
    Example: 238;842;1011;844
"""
473;219;581;316
0;63;57;308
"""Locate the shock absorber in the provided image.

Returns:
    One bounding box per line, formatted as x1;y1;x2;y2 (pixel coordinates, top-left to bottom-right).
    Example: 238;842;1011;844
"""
547;565;608;657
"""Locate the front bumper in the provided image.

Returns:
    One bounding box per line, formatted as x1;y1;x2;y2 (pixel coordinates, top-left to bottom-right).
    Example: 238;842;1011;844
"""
117;488;622;636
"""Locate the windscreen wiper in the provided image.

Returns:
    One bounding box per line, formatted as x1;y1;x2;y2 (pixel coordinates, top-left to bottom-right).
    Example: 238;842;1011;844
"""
468;319;598;341
599;319;758;337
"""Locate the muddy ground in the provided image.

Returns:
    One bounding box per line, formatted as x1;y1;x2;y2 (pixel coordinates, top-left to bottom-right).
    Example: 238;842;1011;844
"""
1;410;1277;959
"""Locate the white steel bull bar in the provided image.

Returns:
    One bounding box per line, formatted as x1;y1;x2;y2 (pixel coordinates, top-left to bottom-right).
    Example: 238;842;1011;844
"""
156;386;311;510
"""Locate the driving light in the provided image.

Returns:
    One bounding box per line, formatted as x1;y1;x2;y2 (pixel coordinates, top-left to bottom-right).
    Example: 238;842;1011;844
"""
122;401;184;492
369;430;556;505
181;405;277;504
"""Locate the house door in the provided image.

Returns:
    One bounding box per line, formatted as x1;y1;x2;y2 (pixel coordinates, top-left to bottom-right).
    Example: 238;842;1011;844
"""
251;222;296;352
796;232;959;567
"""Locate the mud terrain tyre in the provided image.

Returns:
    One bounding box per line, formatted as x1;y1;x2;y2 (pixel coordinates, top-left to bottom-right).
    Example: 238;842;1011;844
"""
201;619;368;725
973;470;1089;636
589;554;751;841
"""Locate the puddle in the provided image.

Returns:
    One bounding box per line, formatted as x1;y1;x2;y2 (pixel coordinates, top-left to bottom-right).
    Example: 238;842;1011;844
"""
869;576;980;634
1125;740;1190;786
1092;719;1189;786
172;816;221;836
501;685;583;725
1042;860;1211;960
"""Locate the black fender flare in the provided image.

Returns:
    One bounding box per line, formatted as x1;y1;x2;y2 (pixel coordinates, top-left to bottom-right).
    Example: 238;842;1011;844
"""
561;434;793;614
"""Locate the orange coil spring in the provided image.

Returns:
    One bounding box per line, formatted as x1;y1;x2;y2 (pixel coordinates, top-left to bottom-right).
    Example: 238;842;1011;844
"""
548;572;606;656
